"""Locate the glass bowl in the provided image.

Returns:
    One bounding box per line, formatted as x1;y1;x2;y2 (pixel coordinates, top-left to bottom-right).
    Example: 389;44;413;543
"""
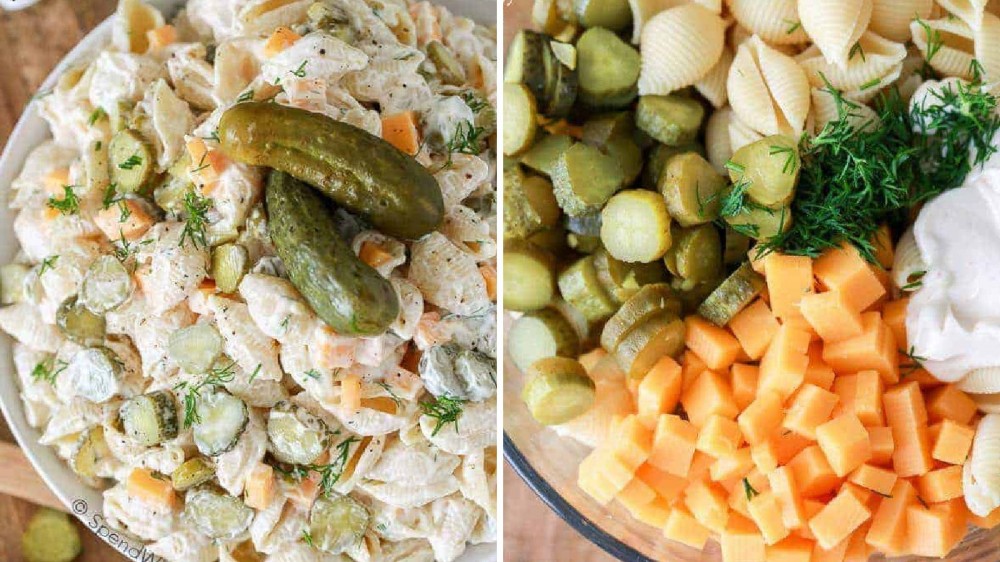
504;351;1000;561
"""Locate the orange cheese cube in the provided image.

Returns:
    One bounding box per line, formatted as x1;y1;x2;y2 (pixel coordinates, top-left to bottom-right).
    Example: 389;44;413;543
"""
95;199;155;242
710;447;755;482
771;431;813;466
808;487;872;549
881;298;909;349
359;241;395;268
748;490;791;545
630;497;672;528
729;299;780;360
759;324;811;400
750;439;779;475
127;468;178;508
635;462;687;504
264;26;302;57
799;290;864;343
685;316;742;371
783;383;839;440
813;243;886;311
906;499;966;558
823;312;899;384
867;426;895;466
696;414;745;458
765;254;815;320
650;414;698;477
684;478;730;533
381;111;421;155
917;465;964;503
766;536;815;562
146;24;177;50
804;342;836;390
811;536;851;562
852;370;885;426
577;449;621;504
883;382;933;477
636;356;683;429
925;384;977;425
42;168;71;196
681;370;739;427
731;363;759;410
612;415;654;471
930;419;974;465
687;450;716;482
663;505;711;549
848;464;897;496
616;477;657;514
244;463;275;510
681;349;708;390
816;413;872;477
738;390;784;446
721;514;766;562
788;445;842;498
768;465;807;530
799;499;826;541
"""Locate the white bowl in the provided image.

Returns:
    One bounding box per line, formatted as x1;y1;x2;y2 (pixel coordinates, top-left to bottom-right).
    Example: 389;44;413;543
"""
0;1;497;560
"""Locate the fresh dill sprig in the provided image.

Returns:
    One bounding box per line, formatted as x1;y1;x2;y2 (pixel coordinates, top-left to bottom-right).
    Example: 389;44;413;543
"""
769;144;798;175
743;478;759;501
201;130;221;143
762;77;1000;261
102;183;121;210
118;153;143;170
784;19;802;34
304;369;322;379
420;395;466;436
901;270;927;291
87;107;107;126
237;89;255;103
900;346;928;377
47;185;80;215
849;41;866;62
377;381;402;407
446;121;487;155
38;255;59;276
915;19;943;63
291;60;308;78
118;200;132;223
247;363;262;384
179;190;212;248
282;437;361;497
302;529;315;547
174;362;238;427
31;358;67;384
460;91;488;113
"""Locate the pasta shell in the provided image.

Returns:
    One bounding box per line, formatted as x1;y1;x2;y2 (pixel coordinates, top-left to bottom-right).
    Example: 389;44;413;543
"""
112;0;165;54
797;31;908;102
728;110;765;152
695;45;734;108
975;393;1000;414
937;0;988;28
911;17;978;79
705;106;735;172
729;23;754;50
638;3;727;95
729;0;811;44
970;415;1000;506
871;0;935;42
809;87;878;132
975;12;1000;83
798;0;873;68
959;368;1000;394
628;0;687;44
891;227;927;291
964;457;1000;516
727;35;811;137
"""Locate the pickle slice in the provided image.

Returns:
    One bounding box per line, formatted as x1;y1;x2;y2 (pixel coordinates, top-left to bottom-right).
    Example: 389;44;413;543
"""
169;323;223;375
120;390;179;446
557;254;617;323
697;262;766;327
614;313;686;378
309;494;370;554
56;296;106;347
194;391;249;456
522;356;596;425
266;402;330;465
70;426;111;479
80;256;132;315
183;487;254;540
600;283;681;352
508;308;581;372
22;508;81;562
171;457;216;491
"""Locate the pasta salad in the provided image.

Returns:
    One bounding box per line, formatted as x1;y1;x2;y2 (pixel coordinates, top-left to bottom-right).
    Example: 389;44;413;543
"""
1;0;497;561
504;0;1000;559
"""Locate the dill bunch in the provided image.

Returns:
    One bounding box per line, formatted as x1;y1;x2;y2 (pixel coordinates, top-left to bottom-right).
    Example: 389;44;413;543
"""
761;75;1000;261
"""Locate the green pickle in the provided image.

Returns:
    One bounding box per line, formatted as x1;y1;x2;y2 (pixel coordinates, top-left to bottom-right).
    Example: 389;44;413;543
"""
22;508;81;562
220;102;443;239
266;172;399;335
522;356;596;425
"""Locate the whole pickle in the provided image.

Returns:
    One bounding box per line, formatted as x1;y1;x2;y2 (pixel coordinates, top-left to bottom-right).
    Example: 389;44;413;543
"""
266;171;399;335
219;102;444;240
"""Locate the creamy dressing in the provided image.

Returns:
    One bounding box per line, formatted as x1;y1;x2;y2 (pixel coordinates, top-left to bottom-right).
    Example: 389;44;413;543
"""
906;131;1000;382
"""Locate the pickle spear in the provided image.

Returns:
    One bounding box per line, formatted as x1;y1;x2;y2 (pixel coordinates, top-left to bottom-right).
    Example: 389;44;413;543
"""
266;171;399;335
219;102;444;240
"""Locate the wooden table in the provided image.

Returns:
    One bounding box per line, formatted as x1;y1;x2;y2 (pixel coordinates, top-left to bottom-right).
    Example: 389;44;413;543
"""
0;2;125;559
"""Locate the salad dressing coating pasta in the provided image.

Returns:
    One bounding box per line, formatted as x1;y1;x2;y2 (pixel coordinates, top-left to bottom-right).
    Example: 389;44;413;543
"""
0;0;497;559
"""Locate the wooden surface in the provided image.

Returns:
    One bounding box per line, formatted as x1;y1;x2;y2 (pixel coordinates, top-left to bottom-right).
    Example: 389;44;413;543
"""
500;2;613;561
0;1;125;560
